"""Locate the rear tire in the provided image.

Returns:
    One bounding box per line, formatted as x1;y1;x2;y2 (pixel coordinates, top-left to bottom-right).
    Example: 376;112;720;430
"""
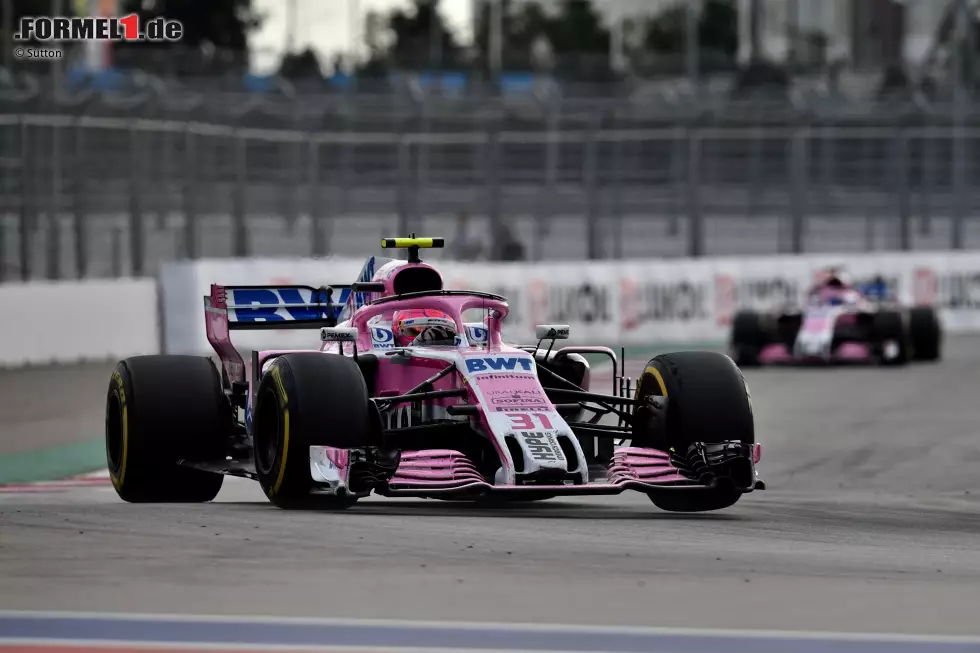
252;353;372;510
632;351;755;512
729;311;768;367
909;307;941;362
872;310;909;366
106;356;227;503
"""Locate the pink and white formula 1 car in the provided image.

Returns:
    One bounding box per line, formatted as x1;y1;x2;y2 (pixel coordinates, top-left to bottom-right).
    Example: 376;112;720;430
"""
729;272;941;368
105;237;763;513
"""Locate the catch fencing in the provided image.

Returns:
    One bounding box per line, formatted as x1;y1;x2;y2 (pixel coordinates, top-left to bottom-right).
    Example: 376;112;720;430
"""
1;108;980;281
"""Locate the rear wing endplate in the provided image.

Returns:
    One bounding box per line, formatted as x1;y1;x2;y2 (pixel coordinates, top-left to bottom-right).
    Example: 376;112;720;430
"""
205;283;354;385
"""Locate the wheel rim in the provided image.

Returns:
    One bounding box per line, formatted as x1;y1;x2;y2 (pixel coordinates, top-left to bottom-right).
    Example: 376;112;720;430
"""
106;391;123;470
254;387;281;475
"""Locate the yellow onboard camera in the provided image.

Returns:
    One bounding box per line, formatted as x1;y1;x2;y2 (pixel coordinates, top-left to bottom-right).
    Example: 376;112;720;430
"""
381;235;444;263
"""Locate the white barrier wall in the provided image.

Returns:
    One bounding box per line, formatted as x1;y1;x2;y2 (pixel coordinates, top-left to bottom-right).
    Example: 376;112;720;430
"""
158;252;980;356
0;279;160;367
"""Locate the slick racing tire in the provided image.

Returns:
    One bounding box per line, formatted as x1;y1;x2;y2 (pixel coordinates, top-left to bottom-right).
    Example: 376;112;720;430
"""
252;353;372;510
909;306;942;362
729;311;768;367
872;310;909;366
632;351;755;512
106;356;227;503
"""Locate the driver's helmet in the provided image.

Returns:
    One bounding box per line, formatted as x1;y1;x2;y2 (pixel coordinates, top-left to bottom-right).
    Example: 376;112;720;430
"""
392;309;457;347
822;267;852;289
807;269;855;306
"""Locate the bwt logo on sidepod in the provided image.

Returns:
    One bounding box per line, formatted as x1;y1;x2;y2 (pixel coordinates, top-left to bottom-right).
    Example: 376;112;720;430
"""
465;356;533;373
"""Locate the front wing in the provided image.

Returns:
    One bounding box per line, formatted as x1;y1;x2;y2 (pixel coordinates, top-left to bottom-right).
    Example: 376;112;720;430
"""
309;441;764;500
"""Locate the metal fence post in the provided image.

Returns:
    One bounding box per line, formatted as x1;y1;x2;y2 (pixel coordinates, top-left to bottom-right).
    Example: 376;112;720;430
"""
537;105;560;262
686;128;703;257
396;135;411;237
17;117;32;281
337;110;353;251
610;116;624;259
71;118;87;278
308;138;326;256
283;112;301;238
668;127;684;237
861;136;874;251
417;100;430;229
894;128;911;251
584;114;601;260
788;128;807;254
818;124;834;216
951;0;968;250
232;131;248;257
181;125;198;260
486;119;502;260
919;130;935;237
951;122;966;250
45;121;63;280
128;123;145;277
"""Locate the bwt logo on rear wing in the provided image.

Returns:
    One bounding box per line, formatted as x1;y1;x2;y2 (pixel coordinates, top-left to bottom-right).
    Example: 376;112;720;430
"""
207;283;383;330
224;286;344;328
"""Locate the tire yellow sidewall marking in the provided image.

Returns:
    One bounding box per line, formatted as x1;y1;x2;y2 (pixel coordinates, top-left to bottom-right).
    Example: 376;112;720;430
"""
109;372;128;490
272;408;290;495
642;365;669;397
269;365;290;496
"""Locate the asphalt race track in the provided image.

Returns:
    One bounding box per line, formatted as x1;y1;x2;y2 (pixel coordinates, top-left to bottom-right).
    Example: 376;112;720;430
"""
2;338;980;648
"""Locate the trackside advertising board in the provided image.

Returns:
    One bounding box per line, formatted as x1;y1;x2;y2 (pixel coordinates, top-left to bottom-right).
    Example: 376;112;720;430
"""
158;252;980;356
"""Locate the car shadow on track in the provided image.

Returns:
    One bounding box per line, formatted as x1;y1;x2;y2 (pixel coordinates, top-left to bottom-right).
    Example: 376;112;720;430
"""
219;500;748;521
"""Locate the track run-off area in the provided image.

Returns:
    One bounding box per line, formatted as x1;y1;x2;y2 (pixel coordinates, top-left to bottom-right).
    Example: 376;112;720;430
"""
2;338;980;651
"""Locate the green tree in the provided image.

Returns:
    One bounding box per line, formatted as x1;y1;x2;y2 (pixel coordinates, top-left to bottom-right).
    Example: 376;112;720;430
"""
113;0;261;76
358;0;466;75
278;47;323;81
643;0;738;73
472;0;614;80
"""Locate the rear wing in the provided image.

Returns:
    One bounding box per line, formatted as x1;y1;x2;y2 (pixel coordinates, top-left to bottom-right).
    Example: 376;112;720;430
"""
204;282;381;385
208;284;348;330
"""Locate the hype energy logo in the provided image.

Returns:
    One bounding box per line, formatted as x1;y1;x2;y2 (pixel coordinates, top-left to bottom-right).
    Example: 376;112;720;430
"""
14;14;183;43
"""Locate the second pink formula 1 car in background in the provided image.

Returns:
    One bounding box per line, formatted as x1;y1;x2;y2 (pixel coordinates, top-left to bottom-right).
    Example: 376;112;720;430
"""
729;268;942;367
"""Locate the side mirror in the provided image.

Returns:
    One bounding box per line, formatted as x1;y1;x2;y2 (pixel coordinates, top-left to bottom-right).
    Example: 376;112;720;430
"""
351;282;386;293
535;324;570;340
321;327;358;342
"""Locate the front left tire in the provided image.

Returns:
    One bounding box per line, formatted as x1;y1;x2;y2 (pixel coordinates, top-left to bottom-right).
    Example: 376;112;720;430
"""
251;353;374;510
632;351;755;512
